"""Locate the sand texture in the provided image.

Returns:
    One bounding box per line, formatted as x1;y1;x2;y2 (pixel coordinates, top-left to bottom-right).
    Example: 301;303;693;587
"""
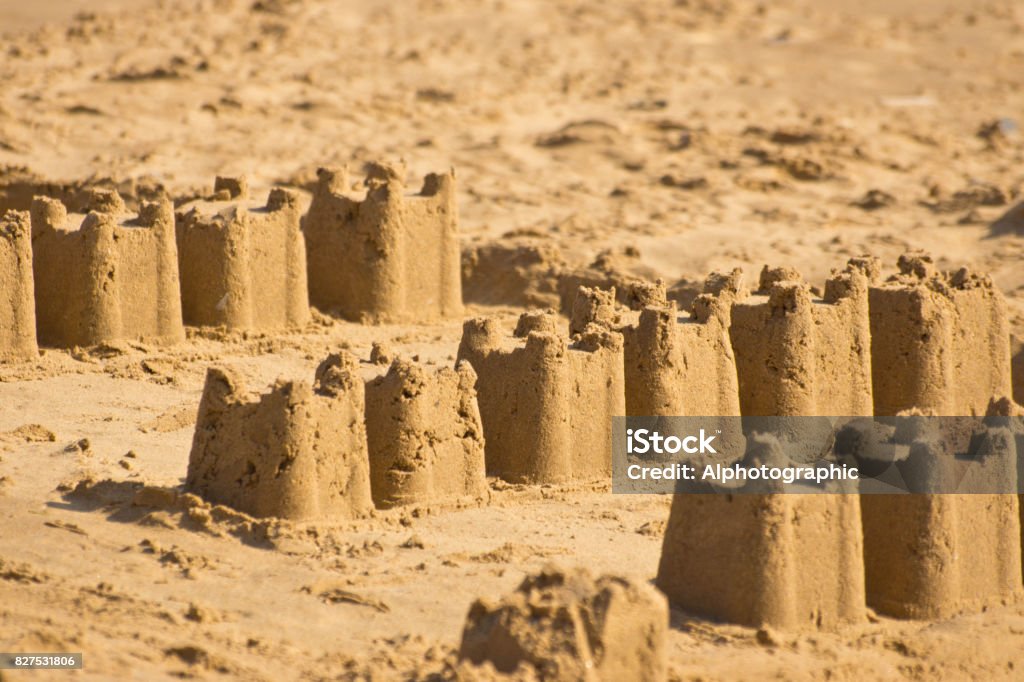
3;0;1024;679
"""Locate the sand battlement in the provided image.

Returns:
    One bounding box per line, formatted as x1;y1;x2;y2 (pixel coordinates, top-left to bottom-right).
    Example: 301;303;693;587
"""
186;352;373;521
29;193;184;348
618;273;741;417
175;182;309;331
365;357;486;509
457;310;624;484
0;210;38;362
303;162;462;323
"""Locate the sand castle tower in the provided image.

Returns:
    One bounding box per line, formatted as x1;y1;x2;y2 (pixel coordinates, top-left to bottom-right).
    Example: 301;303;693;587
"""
186;351;373;520
30;190;185;348
175;178;309;331
860;254;1021;618
858;417;1022;619
658;439;865;631
364;358;487;509
303;162;462;323
457;310;624;484
657;262;871;630
0;210;38;362
869;253;1013;416
989;397;1024;582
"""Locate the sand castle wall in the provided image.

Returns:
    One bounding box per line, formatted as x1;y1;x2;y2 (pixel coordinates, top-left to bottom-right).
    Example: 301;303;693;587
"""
730;262;874;417
0;211;38;362
303;163;462;323
30;191;184;348
186;352;373;520
457;311;624;484
175;180;309;331
364;358;486;509
869;255;1013;416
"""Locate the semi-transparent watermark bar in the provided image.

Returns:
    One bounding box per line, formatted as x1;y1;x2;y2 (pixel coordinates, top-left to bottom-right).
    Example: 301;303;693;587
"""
612;416;1024;494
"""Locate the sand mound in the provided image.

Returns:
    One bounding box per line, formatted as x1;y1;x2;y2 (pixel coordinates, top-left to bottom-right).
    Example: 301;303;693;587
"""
461;238;565;309
459;566;668;681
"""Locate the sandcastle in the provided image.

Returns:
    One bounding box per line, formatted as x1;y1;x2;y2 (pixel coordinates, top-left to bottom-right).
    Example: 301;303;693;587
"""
657;444;865;631
657;261;872;630
869;253;1013;416
175;178;309;331
30;191;185;348
459;566;668;681
860;254;1021;618
364;358;487;508
0;210;38;362
616;273;742;417
303;163;462;323
457;310;624;484
729;261;874;417
858;418;1022;619
186;351;373;520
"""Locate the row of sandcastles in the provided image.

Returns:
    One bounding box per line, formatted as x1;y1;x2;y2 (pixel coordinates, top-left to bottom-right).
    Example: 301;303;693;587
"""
182;249;1023;636
0;163;460;359
6;166;1024;676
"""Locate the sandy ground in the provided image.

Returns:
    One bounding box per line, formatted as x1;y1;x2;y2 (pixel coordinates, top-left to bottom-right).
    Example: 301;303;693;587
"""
0;1;155;32
1;0;1024;679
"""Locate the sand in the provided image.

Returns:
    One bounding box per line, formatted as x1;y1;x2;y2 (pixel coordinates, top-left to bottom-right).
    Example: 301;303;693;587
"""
3;0;1024;679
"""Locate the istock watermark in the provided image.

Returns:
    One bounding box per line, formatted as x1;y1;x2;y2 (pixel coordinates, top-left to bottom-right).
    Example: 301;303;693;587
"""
625;428;718;455
611;415;1024;494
